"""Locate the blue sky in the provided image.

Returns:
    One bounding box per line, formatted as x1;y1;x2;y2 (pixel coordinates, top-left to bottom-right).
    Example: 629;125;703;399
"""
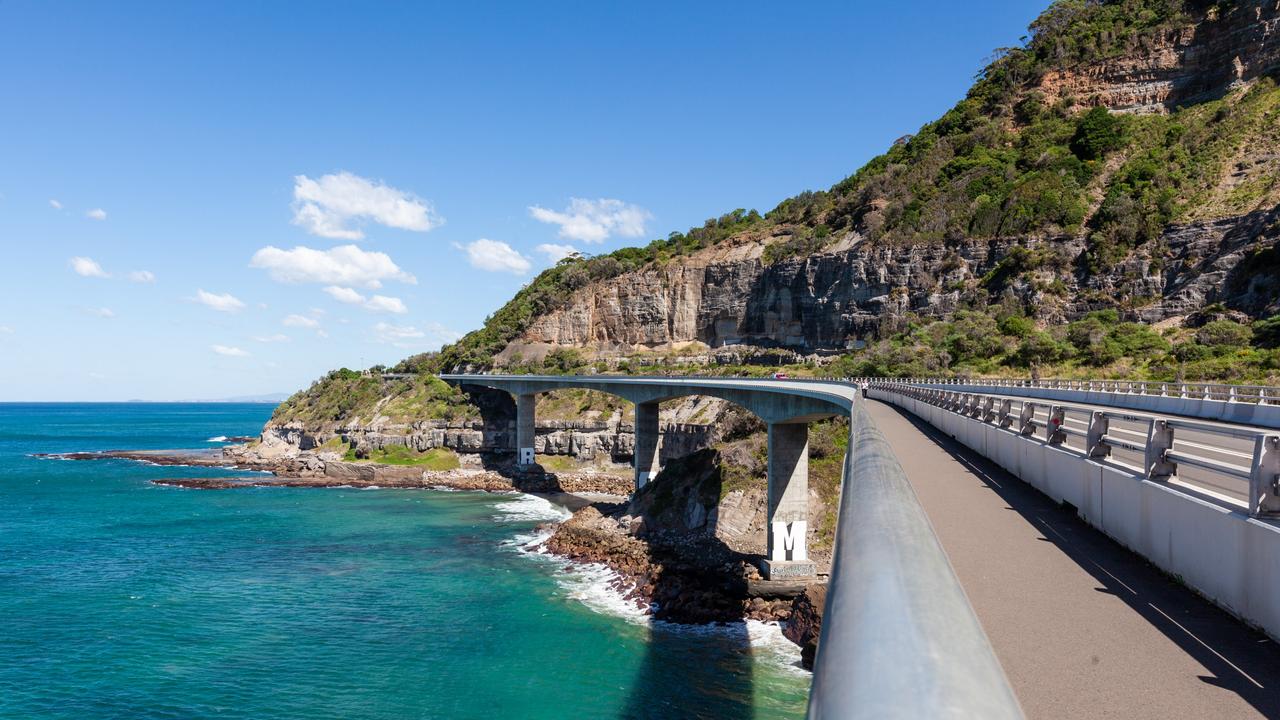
0;0;1046;401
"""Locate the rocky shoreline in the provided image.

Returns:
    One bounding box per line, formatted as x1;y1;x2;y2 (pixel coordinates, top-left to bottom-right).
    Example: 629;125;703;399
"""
42;443;825;666
542;501;826;666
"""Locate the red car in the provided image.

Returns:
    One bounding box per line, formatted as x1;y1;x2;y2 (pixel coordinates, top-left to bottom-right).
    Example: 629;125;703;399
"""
773;372;789;379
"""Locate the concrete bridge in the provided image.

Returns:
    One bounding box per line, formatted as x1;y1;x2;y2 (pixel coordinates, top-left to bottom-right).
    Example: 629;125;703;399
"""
440;374;858;579
441;373;1280;718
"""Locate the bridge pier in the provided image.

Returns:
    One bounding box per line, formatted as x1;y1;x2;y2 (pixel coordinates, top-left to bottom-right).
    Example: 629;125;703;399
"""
515;392;536;467
633;401;661;490
763;421;816;579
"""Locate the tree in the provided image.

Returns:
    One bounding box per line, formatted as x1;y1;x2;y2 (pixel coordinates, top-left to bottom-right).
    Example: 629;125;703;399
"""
1071;107;1124;160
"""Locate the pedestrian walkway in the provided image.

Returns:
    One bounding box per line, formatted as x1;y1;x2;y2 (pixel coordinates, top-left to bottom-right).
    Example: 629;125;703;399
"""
867;399;1280;719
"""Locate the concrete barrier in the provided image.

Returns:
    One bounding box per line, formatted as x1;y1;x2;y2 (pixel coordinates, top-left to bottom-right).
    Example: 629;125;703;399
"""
871;387;1280;643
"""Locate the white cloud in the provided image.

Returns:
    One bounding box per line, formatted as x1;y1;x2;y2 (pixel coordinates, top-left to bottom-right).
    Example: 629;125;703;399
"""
322;285;408;314
211;344;249;357
86;208;107;221
291;172;442;239
49;199;62;210
536;243;580;263
86;307;115;318
459;238;530;274
364;295;407;314
128;270;156;284
193;289;246;313
528;198;651;243
0;325;14;333
374;321;461;348
374;322;423;342
282;314;319;328
250;244;416;289
322;286;364;304
70;256;109;278
253;333;291;343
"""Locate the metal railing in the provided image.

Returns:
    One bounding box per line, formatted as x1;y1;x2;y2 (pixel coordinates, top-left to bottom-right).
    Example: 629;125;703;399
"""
809;398;1022;719
871;382;1280;517
857;377;1280;406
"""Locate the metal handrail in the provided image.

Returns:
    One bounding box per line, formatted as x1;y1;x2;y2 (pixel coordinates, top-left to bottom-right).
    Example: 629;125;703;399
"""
870;382;1280;516
850;376;1280;406
809;398;1022;719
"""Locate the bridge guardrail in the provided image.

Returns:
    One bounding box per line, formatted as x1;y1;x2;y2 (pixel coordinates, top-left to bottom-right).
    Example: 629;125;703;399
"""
870;383;1280;517
809;397;1022;719
863;377;1280;405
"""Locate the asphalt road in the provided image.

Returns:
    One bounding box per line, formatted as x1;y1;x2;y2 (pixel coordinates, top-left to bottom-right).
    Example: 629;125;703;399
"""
868;398;1280;719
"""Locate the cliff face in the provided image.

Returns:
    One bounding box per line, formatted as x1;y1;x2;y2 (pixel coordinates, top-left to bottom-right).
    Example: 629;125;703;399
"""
505;205;1280;358
1038;1;1280;113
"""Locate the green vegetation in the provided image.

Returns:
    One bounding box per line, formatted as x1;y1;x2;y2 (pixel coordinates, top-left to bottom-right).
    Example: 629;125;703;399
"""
343;445;461;470
273;372;477;426
827;310;1280;385
534;388;627;422
806;418;849;552
271;369;386;424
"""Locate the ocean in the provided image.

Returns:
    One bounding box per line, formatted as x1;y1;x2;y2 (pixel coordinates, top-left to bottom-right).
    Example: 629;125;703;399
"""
0;403;809;719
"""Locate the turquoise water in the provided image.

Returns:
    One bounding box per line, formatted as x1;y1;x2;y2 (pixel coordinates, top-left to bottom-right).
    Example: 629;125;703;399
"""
0;403;809;719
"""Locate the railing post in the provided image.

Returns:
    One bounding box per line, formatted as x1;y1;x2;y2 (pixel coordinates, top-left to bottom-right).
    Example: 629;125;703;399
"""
1146;420;1177;479
1047;406;1066;445
1228;386;1238;403
982;396;995;422
1086;411;1110;459
1019;402;1037;436
1249;436;1280;516
998;399;1012;429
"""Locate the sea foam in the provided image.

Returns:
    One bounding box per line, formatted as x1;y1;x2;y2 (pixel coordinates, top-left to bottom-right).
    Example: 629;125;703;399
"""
492;493;572;523
496;493;809;674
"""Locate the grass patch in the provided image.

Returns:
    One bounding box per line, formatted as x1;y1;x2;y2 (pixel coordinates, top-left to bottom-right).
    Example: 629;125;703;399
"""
344;445;461;470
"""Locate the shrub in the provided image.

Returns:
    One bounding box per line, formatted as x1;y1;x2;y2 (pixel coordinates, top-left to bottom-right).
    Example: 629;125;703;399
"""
1012;331;1071;367
998;314;1036;338
1195;320;1253;348
1109;322;1170;355
1255;315;1280;348
1071;107;1124;160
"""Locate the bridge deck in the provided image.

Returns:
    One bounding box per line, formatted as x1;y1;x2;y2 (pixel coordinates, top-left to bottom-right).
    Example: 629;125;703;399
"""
867;399;1280;719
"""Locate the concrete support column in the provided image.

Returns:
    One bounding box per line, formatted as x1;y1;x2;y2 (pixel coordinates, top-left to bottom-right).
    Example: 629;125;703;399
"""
764;421;816;579
515;392;536;467
633;401;661;490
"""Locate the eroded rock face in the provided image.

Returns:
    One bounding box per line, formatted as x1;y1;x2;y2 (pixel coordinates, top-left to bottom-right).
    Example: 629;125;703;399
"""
784;584;828;670
545;504;794;624
510;206;1280;355
1038;2;1280;115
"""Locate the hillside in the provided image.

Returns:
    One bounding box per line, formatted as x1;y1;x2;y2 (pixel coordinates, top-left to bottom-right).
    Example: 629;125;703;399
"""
278;0;1280;431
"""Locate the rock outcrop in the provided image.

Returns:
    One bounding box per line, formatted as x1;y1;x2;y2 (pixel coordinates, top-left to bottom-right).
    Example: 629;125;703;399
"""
1038;1;1280;114
502;205;1280;358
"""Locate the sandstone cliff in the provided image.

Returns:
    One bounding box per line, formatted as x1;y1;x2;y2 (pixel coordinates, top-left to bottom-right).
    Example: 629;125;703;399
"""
502;205;1280;360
